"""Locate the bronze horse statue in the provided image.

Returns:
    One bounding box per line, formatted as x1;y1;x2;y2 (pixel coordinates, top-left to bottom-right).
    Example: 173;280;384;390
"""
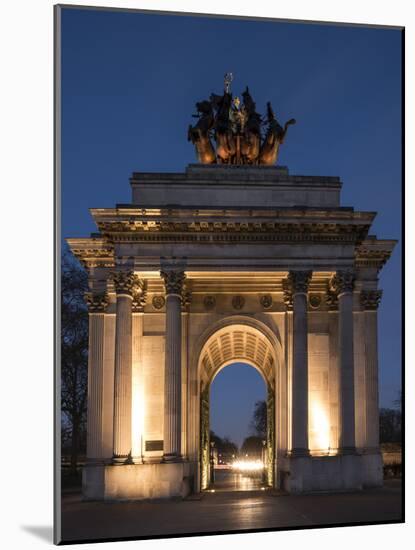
188;79;296;166
240;87;262;164
187;100;216;164
210;92;236;164
259;102;296;166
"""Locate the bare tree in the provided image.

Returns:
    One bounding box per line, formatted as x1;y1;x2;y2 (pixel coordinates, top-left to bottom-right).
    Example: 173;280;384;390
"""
61;247;89;473
379;407;401;444
250;400;267;439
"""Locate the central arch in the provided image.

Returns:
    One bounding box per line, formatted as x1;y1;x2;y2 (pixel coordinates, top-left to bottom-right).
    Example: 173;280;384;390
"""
195;317;281;491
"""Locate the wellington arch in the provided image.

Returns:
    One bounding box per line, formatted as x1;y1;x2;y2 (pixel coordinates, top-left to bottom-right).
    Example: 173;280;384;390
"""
68;82;396;501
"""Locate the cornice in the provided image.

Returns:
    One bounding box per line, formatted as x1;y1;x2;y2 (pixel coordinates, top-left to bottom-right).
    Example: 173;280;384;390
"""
355;238;397;270
66;238;114;268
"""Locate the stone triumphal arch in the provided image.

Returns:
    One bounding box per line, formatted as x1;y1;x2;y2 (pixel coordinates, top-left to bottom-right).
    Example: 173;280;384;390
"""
68;163;395;500
67;73;395;501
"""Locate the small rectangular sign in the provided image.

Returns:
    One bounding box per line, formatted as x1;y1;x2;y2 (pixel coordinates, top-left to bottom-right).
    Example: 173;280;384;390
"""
145;440;163;452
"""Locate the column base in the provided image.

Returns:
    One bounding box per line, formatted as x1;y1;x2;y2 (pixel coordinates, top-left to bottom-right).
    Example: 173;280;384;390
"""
360;450;384;488
289;448;310;458
339;446;357;455
112;455;130;465
82;462;192;501
162;453;183;463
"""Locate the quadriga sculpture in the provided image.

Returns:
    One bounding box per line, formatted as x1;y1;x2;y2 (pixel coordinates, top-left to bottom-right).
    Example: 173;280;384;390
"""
187;100;216;164
187;74;296;166
259;102;296;166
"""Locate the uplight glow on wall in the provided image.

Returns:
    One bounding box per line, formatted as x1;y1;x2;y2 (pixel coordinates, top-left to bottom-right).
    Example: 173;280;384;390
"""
309;399;330;455
131;376;145;459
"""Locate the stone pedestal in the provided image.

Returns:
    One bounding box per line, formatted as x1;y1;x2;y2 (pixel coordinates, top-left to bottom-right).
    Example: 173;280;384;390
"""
281;454;363;494
82;462;192;501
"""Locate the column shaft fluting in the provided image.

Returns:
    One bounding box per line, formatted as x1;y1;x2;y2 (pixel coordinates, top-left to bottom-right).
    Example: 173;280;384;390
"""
164;294;182;458
361;290;382;450
328;309;340;451
332;270;356;453
112;293;133;462
292;292;309;454
84;292;108;463
287;271;311;456
86;313;105;461
112;271;137;464
161;269;185;461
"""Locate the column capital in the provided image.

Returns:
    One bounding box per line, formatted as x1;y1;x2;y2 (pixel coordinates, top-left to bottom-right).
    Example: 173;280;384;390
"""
325;285;339;311
160;268;186;297
330;269;355;296
360;289;382;310
282;280;293;310
285;270;312;296
132;280;147;313
84;291;108;313
181;287;192;312
112;270;140;296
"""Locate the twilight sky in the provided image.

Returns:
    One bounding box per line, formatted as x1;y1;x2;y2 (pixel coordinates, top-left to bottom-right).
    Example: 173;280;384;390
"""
61;7;402;447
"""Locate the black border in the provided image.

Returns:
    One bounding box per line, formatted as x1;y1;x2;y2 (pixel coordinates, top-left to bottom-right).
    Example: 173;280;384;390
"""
54;3;405;545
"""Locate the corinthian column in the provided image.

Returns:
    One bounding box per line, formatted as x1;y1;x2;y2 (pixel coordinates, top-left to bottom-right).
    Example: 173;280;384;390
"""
361;289;383;451
331;270;356;454
131;281;147;464
286;270;312;456
161;268;185;461
84;291;108;463
112;270;138;464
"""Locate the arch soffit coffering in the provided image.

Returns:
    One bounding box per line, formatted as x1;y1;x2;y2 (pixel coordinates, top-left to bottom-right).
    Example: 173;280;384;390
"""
195;315;282;388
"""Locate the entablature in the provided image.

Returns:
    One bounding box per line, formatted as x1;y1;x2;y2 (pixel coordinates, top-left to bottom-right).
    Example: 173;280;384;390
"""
88;206;375;246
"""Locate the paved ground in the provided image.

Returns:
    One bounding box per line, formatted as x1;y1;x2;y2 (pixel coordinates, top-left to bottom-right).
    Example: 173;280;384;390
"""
60;477;402;543
211;469;265;491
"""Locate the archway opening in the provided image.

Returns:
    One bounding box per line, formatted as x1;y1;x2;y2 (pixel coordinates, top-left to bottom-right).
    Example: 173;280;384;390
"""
208;362;269;492
198;321;278;492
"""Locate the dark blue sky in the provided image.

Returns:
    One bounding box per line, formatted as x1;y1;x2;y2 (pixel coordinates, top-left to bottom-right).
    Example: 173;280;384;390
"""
210;363;265;447
61;8;402;440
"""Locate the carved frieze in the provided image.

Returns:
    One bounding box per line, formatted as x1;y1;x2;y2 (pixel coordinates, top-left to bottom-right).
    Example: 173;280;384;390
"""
260;294;273;309
96;219;370;246
84;291;108;313
203;295;216;310
360;289;383;310
232;295;245;310
152;295;165;310
309;294;322;309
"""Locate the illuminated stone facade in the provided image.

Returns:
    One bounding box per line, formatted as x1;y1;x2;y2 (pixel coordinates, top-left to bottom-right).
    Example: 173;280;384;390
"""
68;164;395;499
